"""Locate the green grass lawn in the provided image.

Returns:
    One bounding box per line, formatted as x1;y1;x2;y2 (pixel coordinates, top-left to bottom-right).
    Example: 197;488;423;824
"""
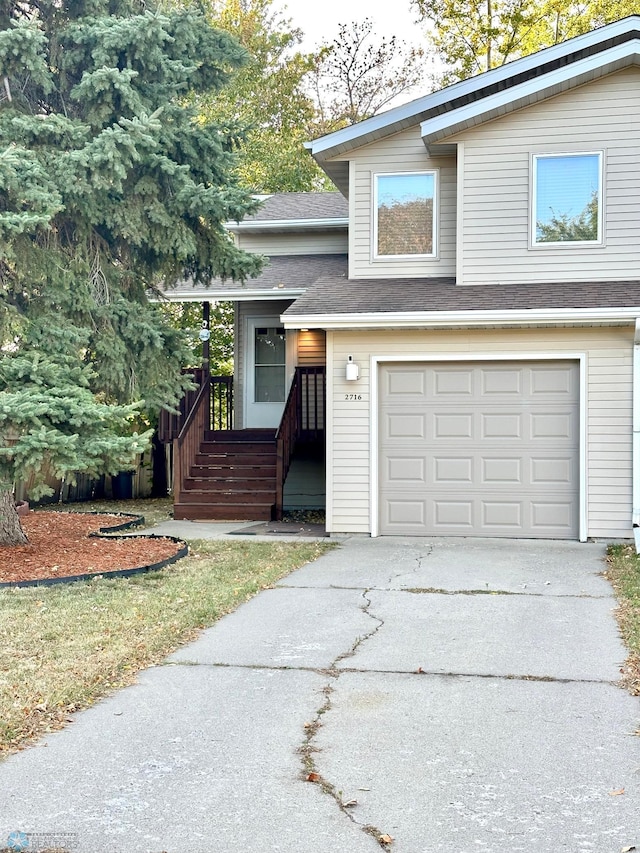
605;544;640;696
3;499;639;758
37;496;175;528
0;506;332;756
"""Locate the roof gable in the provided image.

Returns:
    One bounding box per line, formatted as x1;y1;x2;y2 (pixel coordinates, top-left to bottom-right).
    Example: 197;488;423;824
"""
307;16;640;191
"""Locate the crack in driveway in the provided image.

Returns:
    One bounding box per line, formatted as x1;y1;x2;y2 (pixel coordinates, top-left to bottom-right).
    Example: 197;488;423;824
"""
297;589;395;849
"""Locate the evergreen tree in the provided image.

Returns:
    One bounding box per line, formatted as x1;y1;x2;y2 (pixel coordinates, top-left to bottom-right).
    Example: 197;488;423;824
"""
0;0;262;544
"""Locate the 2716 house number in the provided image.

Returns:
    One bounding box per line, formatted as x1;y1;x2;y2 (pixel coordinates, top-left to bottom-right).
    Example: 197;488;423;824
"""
344;393;363;401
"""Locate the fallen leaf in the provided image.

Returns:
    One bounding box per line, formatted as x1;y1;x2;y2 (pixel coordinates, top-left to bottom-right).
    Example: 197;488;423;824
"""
621;845;636;852
609;788;625;796
306;772;321;783
415;667;425;674
379;834;394;844
342;799;358;807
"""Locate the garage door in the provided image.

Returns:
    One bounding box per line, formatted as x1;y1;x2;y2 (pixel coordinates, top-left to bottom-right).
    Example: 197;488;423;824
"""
379;361;579;538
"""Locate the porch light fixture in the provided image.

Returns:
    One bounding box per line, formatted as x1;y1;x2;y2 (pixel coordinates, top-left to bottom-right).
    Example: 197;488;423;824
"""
198;320;210;342
346;355;360;381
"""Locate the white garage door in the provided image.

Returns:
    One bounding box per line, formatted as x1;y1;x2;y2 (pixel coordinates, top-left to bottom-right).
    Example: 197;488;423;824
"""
379;361;579;538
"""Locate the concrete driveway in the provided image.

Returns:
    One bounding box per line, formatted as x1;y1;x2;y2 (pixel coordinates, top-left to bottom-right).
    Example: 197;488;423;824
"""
0;537;638;852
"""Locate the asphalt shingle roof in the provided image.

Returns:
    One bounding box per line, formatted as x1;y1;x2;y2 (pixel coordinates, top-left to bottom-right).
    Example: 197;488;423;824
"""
283;276;640;316
163;255;348;298
241;192;348;223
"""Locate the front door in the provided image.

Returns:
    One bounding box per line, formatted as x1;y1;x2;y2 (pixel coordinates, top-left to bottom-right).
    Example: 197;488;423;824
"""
245;318;288;428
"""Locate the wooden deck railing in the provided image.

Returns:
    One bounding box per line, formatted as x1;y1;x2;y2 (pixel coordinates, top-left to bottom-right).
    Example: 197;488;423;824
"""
210;375;233;431
275;366;325;519
159;373;233;442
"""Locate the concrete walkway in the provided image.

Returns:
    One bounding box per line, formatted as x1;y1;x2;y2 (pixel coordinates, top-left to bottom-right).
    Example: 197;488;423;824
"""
0;536;639;852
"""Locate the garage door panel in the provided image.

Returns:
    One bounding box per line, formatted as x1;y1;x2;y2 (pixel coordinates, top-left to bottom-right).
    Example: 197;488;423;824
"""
482;458;522;484
386;370;426;396
434;457;474;483
531;501;574;530
481;412;523;439
434;368;474;395
530;412;575;439
385;499;426;527
386;456;427;483
434;413;474;438
482;501;523;528
481;368;522;395
434;501;474;528
379;361;579;538
530;365;575;394
530;457;574;484
386;413;426;438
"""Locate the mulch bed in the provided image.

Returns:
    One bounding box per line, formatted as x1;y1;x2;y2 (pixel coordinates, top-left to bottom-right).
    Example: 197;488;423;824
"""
0;512;183;584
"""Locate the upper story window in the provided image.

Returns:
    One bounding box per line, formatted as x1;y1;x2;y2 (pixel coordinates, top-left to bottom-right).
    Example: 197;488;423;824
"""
374;171;437;259
532;152;603;246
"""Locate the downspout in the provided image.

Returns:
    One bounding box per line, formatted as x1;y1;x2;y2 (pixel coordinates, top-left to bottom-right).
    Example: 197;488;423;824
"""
633;318;640;551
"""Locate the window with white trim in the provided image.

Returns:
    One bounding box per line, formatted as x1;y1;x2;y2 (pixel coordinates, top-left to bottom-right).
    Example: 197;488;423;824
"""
532;152;602;245
374;172;436;258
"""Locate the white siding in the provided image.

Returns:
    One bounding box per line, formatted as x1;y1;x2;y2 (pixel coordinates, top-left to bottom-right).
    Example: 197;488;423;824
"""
449;67;640;285
327;326;633;539
328;128;457;278
236;230;347;255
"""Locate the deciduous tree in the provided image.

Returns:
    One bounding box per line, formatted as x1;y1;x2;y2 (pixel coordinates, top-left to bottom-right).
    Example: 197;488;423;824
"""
309;19;426;133
198;0;327;191
413;0;640;83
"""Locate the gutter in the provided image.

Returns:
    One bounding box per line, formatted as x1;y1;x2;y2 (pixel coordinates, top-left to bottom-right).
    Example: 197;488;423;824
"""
224;218;348;232
154;289;305;304
282;307;640;329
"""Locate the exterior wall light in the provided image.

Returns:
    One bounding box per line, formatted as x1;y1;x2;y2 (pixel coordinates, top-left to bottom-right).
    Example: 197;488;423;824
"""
346;355;360;381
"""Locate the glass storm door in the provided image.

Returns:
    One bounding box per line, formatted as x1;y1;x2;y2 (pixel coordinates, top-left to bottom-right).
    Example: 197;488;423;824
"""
245;319;287;428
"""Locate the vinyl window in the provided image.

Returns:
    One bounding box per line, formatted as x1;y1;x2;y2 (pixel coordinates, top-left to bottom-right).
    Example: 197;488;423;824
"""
532;153;602;245
374;172;437;258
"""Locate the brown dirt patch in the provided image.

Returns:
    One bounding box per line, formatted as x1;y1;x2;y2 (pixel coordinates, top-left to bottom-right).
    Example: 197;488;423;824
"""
0;511;183;584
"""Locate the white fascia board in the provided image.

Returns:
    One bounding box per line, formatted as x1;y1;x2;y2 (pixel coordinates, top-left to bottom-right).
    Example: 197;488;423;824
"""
283;307;640;329
421;40;640;144
155;289;305;304
308;17;640;159
225;218;348;232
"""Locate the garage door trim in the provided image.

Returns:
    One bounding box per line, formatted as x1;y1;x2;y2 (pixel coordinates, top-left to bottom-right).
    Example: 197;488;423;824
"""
370;352;587;540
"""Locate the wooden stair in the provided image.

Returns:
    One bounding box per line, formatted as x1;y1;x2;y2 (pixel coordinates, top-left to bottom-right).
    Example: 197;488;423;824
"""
173;429;277;521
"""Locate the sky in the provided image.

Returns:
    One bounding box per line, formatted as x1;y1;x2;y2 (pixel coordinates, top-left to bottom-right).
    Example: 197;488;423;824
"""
274;0;427;53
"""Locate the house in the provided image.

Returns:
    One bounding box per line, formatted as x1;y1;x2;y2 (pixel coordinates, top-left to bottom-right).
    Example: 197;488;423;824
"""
162;15;640;542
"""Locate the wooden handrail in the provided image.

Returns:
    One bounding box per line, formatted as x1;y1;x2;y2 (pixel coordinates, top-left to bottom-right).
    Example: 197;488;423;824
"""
173;374;210;500
275;366;325;519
